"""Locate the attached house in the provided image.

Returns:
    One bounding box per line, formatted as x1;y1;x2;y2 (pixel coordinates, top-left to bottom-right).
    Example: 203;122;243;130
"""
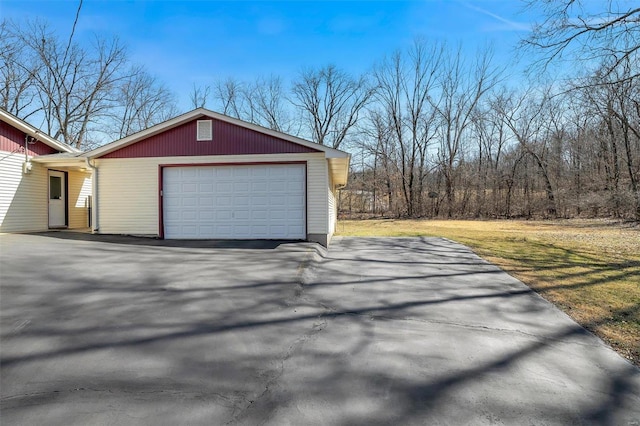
0;109;92;233
0;108;350;246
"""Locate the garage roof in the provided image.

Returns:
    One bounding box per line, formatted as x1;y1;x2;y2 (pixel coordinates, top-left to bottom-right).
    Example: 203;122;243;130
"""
83;108;351;186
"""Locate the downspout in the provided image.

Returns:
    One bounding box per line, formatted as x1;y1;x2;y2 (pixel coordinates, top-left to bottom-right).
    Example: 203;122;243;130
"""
85;157;99;233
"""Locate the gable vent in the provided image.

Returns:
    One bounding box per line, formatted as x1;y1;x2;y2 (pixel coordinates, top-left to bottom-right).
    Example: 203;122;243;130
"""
197;120;213;141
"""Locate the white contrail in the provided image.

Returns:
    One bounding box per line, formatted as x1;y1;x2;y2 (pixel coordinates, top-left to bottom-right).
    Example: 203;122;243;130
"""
460;1;531;31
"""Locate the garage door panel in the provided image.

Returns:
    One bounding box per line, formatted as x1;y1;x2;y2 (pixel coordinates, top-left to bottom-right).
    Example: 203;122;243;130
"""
165;182;180;192
252;168;268;177
181;209;196;220
198;210;214;220
270;195;286;205
182;182;197;192
182;169;197;178
285;225;299;235
270;209;286;220
288;181;304;191
288;212;304;221
164;164;305;239
269;183;286;193
216;168;233;178
216;210;232;220
199;197;214;207
234;182;250;192
250;224;267;234
164;197;180;207
252;196;269;206
200;224;215;235
235;210;250;220
252;181;268;192
199;183;214;193
216;196;233;207
269;224;286;234
232;167;249;177
286;206;304;213
251;209;268;220
236;197;250;206
214;182;231;192
197;168;213;178
182;224;197;235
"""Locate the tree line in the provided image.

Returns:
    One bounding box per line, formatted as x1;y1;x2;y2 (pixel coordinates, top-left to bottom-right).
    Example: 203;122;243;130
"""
2;1;638;220
345;60;639;221
0;15;177;149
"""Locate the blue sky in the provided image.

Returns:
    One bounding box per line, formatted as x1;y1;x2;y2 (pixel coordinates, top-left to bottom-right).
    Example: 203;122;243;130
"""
1;1;535;111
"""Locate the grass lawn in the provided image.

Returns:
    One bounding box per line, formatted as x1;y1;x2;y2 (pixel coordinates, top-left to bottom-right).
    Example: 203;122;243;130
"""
336;219;640;366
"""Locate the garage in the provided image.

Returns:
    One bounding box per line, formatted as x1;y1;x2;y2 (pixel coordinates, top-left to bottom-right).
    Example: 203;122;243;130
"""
163;163;306;239
83;108;350;246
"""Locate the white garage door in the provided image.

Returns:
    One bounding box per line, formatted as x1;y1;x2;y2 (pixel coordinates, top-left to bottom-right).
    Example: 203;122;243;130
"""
163;164;306;239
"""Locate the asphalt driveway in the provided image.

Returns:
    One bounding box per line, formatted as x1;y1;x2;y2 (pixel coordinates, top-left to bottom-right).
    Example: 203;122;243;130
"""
1;233;638;425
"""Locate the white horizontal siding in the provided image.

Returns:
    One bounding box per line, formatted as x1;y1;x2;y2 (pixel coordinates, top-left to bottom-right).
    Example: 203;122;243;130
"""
68;170;92;229
328;169;337;239
306;156;329;235
95;153;329;237
96;159;159;235
0;151;48;232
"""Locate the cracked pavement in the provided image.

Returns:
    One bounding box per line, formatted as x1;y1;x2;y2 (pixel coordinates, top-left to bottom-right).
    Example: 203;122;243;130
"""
1;233;639;425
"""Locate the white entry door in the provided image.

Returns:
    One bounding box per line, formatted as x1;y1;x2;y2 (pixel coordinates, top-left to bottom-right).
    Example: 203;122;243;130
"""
163;164;306;239
48;170;66;228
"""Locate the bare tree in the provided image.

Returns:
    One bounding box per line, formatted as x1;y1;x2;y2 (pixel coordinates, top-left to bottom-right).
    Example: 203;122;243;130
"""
585;58;640;220
470;98;510;218
2;14;177;149
372;40;443;217
244;75;293;133
523;0;640;84
356;108;398;216
432;45;502;217
291;64;374;149
0;21;41;118
109;67;177;141
494;88;559;217
609;68;640;221
29;20;129;147
190;84;210;109
208;75;295;133
213;77;245;119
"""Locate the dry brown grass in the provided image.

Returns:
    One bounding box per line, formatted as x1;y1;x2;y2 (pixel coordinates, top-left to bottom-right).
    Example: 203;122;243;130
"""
336;219;640;366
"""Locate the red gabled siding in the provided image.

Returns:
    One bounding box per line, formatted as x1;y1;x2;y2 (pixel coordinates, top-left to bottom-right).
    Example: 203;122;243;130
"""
100;116;319;159
0;120;58;156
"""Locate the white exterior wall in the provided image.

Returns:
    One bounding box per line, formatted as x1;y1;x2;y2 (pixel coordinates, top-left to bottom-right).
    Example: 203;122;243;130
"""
95;153;330;237
68;170;92;229
327;166;337;239
0;152;48;232
0;151;92;232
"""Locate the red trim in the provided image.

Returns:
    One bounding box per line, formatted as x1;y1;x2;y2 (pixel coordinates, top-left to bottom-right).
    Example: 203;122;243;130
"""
159;160;307;168
0;121;59;156
157;161;308;240
101;117;319;158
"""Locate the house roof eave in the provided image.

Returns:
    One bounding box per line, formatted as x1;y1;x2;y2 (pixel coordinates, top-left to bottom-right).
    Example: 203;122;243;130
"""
328;155;350;187
0;108;80;154
31;153;88;170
